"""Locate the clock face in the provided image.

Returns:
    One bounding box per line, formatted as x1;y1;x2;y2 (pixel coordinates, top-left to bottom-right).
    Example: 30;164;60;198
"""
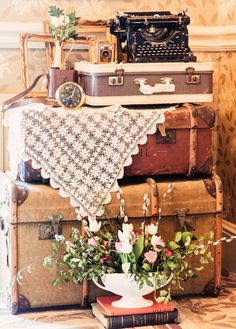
55;82;85;110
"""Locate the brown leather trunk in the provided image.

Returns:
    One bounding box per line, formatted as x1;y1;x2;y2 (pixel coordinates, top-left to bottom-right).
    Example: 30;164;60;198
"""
17;103;214;183
124;103;215;176
0;172;222;313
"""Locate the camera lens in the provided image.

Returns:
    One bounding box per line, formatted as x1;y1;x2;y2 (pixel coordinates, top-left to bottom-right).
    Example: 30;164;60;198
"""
101;49;111;60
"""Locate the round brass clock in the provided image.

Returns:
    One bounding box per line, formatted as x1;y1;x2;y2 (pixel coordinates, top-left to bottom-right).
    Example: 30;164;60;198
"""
55;81;85;110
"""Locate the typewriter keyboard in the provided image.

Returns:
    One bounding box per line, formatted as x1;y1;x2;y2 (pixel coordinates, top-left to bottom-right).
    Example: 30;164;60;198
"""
133;44;196;62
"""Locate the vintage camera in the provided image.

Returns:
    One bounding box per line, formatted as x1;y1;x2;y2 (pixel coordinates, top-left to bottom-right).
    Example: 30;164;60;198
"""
96;41;115;64
47;68;78;99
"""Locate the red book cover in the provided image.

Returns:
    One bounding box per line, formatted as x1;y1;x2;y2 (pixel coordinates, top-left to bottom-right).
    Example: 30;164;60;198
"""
96;295;174;316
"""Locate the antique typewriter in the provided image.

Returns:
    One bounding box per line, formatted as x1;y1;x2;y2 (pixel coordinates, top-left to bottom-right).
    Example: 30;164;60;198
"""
109;11;196;63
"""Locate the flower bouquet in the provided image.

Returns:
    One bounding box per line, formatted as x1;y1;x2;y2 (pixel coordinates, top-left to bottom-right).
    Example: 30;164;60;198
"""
44;190;214;304
48;6;80;68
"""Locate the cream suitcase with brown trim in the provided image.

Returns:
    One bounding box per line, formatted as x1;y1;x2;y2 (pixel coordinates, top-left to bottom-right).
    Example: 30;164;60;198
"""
0;172;222;313
74;62;213;106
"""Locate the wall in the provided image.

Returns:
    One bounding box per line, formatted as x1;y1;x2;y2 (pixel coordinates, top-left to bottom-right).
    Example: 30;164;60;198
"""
0;0;236;225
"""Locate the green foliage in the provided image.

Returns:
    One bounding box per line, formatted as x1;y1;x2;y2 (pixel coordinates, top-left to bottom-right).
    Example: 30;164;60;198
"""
44;217;214;302
48;6;80;43
48;6;63;17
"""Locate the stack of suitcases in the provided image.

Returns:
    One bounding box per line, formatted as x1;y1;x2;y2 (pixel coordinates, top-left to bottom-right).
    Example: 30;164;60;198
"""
0;10;223;315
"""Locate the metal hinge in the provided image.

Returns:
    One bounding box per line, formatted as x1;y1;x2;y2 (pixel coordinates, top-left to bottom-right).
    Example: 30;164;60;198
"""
38;214;63;240
176;208;196;231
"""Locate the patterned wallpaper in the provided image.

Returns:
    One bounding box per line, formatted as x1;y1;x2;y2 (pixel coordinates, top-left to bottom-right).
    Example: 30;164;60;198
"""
1;0;236;223
1;0;236;25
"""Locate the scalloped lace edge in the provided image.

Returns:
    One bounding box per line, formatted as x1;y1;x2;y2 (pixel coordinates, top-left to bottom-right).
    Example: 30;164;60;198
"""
4;104;175;218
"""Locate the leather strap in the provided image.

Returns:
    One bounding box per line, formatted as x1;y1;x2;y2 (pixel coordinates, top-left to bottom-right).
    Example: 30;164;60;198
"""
1;74;58;112
146;177;158;216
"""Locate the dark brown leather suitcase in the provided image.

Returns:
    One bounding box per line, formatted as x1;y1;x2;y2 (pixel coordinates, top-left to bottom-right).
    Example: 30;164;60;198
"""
124;103;215;176
18;160;49;183
0;172;222;313
17;103;214;182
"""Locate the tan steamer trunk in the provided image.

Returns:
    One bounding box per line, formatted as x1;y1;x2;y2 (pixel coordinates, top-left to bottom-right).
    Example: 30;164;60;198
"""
0;172;222;314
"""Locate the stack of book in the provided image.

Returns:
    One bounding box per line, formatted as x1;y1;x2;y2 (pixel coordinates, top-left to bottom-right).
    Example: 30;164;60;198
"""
91;295;181;329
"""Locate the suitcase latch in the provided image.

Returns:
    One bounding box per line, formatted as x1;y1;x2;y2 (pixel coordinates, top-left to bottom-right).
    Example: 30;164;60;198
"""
156;128;176;144
185;67;200;84
108;68;124;86
176;208;196;231
38;215;63;240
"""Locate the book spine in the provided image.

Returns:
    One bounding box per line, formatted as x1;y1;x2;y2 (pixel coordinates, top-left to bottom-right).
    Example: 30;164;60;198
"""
107;310;180;329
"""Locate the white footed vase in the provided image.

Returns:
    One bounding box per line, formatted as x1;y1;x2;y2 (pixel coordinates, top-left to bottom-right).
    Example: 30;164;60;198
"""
93;273;173;308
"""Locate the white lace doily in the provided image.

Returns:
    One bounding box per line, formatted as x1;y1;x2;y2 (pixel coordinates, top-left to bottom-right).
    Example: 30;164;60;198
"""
4;103;175;218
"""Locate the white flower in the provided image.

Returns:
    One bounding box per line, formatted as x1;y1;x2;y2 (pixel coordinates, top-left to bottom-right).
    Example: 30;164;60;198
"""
55;234;65;242
118;223;133;242
119;198;125;217
50;16;61;28
151;235;165;248
122;223;133;233
51;14;70;28
72;227;80;235
146;223;158;236
119;240;133;253
118;229;129;242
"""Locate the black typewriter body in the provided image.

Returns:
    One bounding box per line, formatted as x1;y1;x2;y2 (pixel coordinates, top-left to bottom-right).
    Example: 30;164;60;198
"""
109;11;196;63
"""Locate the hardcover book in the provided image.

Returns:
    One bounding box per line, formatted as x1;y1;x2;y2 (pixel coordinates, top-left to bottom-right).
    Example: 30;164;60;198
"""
92;303;181;329
96;295;174;316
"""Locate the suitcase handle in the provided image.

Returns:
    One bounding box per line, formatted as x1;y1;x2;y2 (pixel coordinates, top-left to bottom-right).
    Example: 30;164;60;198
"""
135;77;175;95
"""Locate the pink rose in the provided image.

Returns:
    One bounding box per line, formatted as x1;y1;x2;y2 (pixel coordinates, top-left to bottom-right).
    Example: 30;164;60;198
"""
144;250;158;264
88;237;98;246
165;249;173;257
115;241;123;253
103;240;109;248
100;256;110;264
